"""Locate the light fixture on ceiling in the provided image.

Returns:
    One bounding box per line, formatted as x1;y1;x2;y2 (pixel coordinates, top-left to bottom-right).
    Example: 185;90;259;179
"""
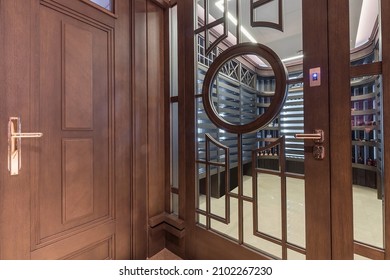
215;1;303;63
215;0;257;43
282;54;303;63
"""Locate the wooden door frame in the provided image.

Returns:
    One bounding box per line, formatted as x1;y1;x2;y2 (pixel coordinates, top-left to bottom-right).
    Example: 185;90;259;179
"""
178;0;357;260
327;0;353;259
0;0;132;259
131;0;177;259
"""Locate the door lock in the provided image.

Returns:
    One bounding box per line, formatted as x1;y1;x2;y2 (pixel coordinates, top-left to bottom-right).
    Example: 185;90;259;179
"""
295;129;325;160
8;117;43;175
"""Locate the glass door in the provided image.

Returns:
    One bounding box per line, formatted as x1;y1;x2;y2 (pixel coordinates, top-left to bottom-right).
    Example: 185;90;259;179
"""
173;0;389;259
180;0;330;259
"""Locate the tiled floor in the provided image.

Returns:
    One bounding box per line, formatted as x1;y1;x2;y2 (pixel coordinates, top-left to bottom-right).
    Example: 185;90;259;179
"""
197;173;384;259
147;174;383;260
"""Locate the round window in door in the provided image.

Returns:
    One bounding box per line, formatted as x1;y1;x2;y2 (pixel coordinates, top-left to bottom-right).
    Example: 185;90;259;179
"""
202;43;288;134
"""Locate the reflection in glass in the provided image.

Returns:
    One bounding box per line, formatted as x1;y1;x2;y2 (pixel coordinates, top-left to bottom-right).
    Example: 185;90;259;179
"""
349;0;379;51
286;177;305;248
287;249;306;260
350;0;383;255
197;163;207;213
244;201;282;259
171;193;179;216
210;56;275;126
210;197;239;240
257;174;282;239
354;254;371;260
351;75;384;249
194;0;304;259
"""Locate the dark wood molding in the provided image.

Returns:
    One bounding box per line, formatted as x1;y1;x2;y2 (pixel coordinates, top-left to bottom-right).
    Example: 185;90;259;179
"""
354;242;385;260
149;212;185;229
350;61;382;78
148;211;186;256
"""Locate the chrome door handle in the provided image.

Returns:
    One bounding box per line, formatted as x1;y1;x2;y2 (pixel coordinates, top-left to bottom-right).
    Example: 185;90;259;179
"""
295;129;325;160
8;117;43;175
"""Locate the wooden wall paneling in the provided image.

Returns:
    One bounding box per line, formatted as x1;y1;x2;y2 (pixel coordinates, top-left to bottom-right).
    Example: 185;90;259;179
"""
0;0;36;259
114;0;132;260
302;0;331;259
132;0;149;259
328;0;353;259
381;0;390;260
147;0;165;225
147;0;167;257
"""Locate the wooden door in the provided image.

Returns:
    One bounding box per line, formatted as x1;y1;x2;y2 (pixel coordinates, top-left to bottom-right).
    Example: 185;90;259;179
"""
0;0;131;259
177;0;390;260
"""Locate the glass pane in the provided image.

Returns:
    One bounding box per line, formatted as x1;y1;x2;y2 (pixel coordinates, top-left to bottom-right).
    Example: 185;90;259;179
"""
257;173;282;239
170;6;178;97
171;193;179;215
351;75;384;249
240;0;303;63
287;177;305;248
198;213;207;227
349;0;380;63
288;249;306;260
209;55;275;126
171;103;179;189
244;201;283;259
90;0;113;12
210;197;239;240
197;163;207;212
354;254;371;260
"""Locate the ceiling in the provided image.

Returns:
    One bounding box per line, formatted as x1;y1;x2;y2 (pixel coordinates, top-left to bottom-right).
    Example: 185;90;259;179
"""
202;0;377;62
